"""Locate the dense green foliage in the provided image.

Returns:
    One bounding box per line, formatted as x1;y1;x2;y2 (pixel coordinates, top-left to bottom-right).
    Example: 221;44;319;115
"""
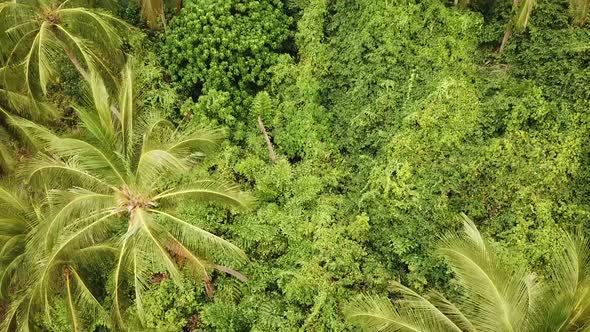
0;0;589;331
163;0;291;113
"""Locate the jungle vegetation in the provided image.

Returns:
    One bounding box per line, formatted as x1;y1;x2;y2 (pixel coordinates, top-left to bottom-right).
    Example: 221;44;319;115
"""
0;0;589;331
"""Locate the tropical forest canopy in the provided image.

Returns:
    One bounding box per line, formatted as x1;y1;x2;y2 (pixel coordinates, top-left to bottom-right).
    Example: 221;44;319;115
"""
0;0;589;331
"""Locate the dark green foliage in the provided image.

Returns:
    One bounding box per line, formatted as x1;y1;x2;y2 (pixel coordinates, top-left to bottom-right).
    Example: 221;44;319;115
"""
133;279;202;331
139;0;590;329
163;0;291;113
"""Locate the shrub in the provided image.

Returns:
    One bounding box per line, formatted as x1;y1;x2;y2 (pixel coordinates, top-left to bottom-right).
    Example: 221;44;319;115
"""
163;0;291;114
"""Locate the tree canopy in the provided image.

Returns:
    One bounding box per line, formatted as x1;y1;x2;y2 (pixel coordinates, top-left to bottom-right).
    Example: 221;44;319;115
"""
0;0;589;330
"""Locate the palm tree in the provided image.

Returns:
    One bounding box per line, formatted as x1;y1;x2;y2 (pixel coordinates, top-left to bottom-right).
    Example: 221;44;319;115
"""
3;65;254;330
0;0;129;99
0;184;112;331
345;214;590;331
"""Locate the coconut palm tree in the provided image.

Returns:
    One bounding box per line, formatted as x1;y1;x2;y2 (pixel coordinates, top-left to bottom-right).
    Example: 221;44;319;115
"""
0;0;129;99
344;214;590;332
11;64;254;330
0;184;112;331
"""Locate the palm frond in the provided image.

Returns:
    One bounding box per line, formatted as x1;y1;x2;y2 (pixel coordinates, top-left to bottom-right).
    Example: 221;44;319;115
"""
64;268;81;332
111;236;130;329
151;209;247;261
135;149;190;186
24;153;114;190
0;290;28;332
543;230;590;330
77;71;116;143
69;266;109;328
390;281;465;332
2;110;57;149
0;86;58;120
42;189;115;250
514;0;536;32
118;62;134;159
153;180;255;210
437;215;532;331
46;137;127;185
426;291;477;332
164;126;226;157
0;184;35;298
345;294;434;332
132;209;181;281
112;210;180;327
37;210;118;293
0;137;15;174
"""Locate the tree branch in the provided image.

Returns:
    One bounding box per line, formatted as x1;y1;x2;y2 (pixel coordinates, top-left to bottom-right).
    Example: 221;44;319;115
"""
257;116;277;164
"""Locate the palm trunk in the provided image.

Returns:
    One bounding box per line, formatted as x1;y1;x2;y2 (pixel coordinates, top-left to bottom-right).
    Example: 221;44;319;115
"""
498;27;512;53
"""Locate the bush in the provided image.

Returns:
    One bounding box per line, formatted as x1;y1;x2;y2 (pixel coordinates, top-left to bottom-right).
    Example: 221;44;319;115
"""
163;0;291;114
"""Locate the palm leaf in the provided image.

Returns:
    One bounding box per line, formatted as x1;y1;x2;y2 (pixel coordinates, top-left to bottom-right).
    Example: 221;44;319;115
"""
153;180;255;210
42;189;115;250
345;294;434;332
437;215;532;332
514;0;536;32
151;209;247;261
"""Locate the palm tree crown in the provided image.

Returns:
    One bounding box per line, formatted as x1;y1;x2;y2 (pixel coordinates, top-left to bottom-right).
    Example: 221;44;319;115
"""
1;65;254;330
0;0;129;98
345;214;590;332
